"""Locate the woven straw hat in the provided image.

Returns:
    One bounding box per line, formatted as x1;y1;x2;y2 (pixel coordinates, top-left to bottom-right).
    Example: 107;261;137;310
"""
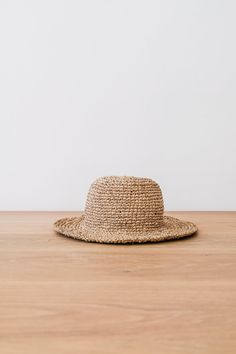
54;176;197;244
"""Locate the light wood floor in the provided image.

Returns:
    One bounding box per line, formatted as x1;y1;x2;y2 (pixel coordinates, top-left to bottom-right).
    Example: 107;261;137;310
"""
0;212;236;354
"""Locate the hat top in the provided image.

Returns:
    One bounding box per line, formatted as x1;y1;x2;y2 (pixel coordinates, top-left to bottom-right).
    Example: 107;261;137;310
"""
82;176;164;233
95;176;156;184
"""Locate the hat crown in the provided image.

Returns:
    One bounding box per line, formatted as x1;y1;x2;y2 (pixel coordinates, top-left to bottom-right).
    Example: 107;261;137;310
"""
83;176;164;232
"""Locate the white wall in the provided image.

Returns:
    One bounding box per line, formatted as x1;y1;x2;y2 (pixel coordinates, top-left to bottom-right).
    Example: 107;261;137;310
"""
0;0;235;211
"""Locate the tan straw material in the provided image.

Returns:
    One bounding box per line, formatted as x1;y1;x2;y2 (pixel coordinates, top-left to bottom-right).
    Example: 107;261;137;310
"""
54;176;197;244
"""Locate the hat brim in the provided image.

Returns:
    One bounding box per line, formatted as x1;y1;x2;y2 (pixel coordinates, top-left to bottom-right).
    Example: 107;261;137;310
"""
54;215;197;244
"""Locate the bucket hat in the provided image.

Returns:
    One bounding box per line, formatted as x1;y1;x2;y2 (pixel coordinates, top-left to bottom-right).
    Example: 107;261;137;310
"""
54;176;197;244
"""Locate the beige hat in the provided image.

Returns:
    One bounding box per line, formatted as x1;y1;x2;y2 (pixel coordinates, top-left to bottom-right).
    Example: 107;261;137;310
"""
54;176;197;244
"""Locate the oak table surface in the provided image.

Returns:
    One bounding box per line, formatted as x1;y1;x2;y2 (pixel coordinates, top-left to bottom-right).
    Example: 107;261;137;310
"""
0;212;236;354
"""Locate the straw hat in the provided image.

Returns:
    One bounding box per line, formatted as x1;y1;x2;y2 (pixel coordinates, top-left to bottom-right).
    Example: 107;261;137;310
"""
54;176;197;244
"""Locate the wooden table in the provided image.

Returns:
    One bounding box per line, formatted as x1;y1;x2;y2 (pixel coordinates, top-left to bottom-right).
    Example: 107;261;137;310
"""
0;212;236;354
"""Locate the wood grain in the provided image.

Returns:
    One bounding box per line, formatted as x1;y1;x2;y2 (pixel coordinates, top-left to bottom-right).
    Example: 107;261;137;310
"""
0;212;236;354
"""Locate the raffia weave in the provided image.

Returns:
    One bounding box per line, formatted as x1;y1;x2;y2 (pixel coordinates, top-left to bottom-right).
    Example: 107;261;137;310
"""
54;176;197;244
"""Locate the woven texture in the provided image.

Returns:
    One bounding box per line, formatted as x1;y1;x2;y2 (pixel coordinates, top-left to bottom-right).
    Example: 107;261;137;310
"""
54;176;197;244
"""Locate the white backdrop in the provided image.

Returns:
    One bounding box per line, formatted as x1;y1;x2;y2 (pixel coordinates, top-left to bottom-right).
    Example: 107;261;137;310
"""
0;0;235;211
